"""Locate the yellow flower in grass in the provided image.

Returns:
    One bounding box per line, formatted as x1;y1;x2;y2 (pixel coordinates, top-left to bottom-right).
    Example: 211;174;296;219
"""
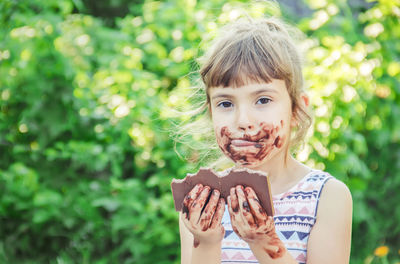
374;246;389;257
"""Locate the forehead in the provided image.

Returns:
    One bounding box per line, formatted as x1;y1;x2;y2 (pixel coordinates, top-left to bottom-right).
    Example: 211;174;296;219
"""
208;79;286;99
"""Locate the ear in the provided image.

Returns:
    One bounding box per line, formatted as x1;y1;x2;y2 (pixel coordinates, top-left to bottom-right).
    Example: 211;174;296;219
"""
290;93;309;128
301;93;310;108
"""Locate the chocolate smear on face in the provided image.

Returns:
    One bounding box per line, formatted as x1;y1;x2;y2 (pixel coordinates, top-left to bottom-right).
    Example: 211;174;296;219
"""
273;136;284;148
216;121;286;165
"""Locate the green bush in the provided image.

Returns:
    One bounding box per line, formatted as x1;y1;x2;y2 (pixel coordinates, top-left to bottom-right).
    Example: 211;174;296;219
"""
0;0;399;263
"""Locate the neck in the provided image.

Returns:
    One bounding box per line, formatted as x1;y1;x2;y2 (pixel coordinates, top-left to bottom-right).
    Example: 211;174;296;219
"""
254;149;293;184
241;149;311;195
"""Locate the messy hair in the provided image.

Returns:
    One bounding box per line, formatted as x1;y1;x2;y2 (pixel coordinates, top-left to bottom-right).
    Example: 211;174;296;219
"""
173;16;312;168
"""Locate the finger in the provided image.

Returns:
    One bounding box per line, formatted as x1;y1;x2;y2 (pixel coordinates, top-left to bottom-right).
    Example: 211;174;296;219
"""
227;195;234;218
183;184;204;209
210;197;225;229
198;189;220;231
227;196;242;238
182;184;203;220
245;186;268;226
236;185;256;228
190;186;211;225
228;187;241;233
230;187;239;214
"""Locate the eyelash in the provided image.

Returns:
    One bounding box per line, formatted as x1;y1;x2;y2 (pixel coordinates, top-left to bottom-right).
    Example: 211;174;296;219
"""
217;101;233;108
256;97;271;105
216;97;271;108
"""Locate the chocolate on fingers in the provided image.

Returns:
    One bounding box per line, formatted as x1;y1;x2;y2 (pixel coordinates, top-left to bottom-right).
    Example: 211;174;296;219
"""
209;198;225;229
245;187;269;228
189;186;212;225
171;168;274;217
227;193;242;239
198;189;220;231
235;185;257;228
182;183;204;220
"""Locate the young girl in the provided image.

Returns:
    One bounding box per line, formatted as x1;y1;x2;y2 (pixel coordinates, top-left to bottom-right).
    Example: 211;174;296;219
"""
178;16;352;264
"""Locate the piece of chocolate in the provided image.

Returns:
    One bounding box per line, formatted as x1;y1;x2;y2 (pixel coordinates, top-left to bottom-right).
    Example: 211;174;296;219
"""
171;167;274;216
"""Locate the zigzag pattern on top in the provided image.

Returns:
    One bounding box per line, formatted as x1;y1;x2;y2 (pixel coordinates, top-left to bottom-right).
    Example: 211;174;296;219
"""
221;169;334;264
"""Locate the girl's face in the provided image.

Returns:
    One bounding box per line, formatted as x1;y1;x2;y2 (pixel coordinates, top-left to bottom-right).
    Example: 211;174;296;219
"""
209;79;295;168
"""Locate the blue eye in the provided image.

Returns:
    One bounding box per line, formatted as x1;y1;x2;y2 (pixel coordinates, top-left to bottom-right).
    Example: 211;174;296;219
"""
256;97;271;105
217;101;233;108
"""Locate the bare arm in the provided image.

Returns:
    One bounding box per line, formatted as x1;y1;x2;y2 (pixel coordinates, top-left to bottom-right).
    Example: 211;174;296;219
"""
179;211;193;264
180;211;222;264
179;185;225;264
306;179;353;264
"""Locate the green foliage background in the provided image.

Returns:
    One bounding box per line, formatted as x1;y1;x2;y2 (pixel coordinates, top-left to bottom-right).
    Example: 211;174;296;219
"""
0;0;399;263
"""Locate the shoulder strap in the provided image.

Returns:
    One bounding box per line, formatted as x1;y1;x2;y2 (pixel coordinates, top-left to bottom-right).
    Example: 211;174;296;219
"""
312;172;334;218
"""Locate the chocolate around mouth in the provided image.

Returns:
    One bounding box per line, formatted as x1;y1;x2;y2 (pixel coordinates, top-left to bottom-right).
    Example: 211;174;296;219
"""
217;122;285;164
230;139;263;147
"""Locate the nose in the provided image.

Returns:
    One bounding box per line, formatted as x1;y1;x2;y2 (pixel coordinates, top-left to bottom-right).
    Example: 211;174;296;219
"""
236;107;255;131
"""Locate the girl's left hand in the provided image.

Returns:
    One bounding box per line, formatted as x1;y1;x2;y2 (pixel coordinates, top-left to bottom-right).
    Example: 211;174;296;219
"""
227;185;286;259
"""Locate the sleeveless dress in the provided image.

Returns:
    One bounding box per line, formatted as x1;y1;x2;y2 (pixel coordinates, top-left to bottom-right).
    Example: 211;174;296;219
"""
220;169;334;264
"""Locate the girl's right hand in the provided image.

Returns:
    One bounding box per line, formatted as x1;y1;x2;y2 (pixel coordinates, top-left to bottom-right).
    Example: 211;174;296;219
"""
181;184;226;247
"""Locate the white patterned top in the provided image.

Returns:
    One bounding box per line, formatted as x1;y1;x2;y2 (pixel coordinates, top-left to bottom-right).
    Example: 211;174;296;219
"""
221;169;334;264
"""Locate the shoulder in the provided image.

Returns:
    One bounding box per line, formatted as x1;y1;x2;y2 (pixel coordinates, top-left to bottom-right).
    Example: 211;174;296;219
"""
318;177;353;216
308;170;352;205
323;177;352;196
314;176;353;231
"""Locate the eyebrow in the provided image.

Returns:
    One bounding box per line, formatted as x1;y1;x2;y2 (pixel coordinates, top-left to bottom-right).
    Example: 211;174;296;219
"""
211;88;278;100
251;88;278;96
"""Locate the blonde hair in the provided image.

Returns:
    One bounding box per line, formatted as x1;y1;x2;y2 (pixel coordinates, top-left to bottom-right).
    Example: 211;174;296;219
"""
174;16;312;168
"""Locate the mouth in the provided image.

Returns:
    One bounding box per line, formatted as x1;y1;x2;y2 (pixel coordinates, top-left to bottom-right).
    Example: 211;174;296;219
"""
230;139;263;148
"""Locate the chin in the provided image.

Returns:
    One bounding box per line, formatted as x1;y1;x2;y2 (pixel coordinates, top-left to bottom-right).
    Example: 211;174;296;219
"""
230;148;283;171
234;159;265;169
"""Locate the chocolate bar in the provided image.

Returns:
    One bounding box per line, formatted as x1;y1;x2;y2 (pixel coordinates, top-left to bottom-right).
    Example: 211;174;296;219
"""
171;167;274;216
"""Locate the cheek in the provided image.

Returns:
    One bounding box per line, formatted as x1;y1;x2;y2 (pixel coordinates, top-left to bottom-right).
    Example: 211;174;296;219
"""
214;120;230;138
212;116;222;137
215;126;230;145
214;126;222;141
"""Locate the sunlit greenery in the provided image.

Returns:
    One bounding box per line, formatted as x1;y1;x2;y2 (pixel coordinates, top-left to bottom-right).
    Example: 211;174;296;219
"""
0;0;399;263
